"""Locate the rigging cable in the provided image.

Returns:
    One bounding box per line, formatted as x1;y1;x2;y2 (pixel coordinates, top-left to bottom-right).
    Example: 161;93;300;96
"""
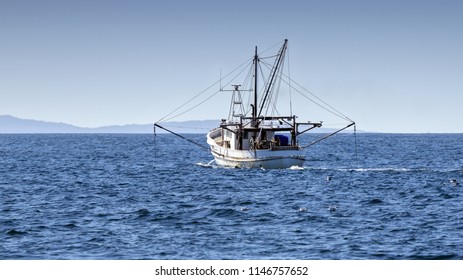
278;76;352;122
159;60;254;123
285;76;353;122
154;53;255;151
242;64;254;116
257;62;268;114
258;60;279;116
156;59;253;124
354;124;358;160
287;46;293;117
258;60;284;117
258;39;287;58
270;57;285;116
154;123;209;150
153;124;157;167
301;122;356;149
259;60;281;113
162;89;222;122
257;40;287;117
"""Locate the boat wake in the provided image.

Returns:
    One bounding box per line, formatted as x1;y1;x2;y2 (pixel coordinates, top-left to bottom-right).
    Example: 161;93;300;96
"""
344;167;418;172
196;160;218;168
306;167;453;173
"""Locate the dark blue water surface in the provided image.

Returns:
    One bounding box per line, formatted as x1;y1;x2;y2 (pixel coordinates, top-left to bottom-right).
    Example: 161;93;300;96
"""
1;133;462;259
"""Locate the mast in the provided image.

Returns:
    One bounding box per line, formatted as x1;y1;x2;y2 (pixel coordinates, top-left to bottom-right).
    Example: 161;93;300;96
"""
253;46;258;120
258;39;288;117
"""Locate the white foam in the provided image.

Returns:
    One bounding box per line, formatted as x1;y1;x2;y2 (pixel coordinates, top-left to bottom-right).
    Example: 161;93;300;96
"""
288;165;305;170
347;168;414;172
196;162;217;168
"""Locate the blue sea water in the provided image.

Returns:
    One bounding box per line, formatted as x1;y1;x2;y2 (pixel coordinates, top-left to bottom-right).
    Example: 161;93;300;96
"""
1;133;462;259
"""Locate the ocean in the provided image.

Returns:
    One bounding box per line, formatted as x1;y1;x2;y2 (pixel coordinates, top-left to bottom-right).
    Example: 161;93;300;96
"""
1;133;462;259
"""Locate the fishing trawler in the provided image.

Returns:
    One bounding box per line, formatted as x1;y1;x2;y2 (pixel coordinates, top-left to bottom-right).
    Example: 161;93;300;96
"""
206;39;353;169
155;39;355;169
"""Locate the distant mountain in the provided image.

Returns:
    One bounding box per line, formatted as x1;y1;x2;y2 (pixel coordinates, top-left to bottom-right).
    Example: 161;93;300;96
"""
0;115;362;134
0;115;218;133
95;120;219;134
0;115;85;133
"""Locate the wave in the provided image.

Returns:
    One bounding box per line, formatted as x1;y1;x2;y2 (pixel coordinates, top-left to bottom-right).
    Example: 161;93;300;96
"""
365;198;384;205
406;253;459;260
306;167;433;172
135;208;151;217
6;229;26;236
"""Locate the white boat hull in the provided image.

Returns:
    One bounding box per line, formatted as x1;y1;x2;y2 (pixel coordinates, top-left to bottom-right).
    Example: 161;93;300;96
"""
212;151;304;169
207;131;304;169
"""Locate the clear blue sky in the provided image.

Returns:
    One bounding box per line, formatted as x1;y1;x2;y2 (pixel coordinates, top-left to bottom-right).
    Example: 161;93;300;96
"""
1;0;462;132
